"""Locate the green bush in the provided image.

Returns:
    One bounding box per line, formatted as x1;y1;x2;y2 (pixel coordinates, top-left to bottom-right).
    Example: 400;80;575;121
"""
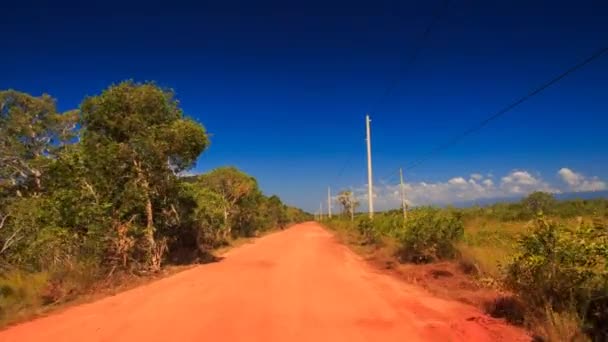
505;216;608;337
395;208;464;263
0;271;48;323
357;217;378;244
521;192;557;217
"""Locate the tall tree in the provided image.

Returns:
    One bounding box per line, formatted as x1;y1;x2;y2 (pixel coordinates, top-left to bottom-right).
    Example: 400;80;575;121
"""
80;81;208;271
196;167;257;239
0;90;77;197
0;91;77;263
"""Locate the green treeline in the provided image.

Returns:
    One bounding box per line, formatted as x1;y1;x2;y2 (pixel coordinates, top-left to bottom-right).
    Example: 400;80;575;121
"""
0;82;309;321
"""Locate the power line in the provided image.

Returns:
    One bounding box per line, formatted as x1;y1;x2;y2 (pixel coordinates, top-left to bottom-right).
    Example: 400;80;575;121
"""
330;0;452;190
369;0;451;113
380;45;608;181
332;153;355;184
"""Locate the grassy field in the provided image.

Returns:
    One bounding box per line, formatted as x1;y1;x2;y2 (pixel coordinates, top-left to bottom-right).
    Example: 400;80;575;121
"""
323;193;608;341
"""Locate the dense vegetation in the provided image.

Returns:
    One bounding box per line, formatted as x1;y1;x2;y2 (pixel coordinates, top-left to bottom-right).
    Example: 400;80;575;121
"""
324;192;608;341
0;83;309;323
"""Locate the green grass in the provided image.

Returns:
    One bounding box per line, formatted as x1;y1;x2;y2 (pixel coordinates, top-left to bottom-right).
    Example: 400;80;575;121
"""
325;209;606;340
0;271;49;325
457;217;523;279
457;215;603;279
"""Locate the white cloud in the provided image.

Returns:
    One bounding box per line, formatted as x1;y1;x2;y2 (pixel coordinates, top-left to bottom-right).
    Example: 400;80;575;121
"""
470;173;483;181
344;168;606;212
448;177;468;186
363;169;561;210
558;168;581;186
578;179;606;192
500;170;557;194
501;171;537;186
558;168;607;192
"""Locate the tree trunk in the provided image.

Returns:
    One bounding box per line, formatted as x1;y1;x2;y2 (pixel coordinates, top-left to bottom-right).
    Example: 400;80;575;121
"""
223;207;231;240
134;159;160;272
144;184;164;272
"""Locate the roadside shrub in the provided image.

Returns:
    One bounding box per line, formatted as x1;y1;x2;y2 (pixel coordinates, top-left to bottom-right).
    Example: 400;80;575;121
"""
357;218;378;244
505;216;608;338
533;308;586;342
370;212;404;237
0;271;48;323
395;208;464;263
0;197;81;272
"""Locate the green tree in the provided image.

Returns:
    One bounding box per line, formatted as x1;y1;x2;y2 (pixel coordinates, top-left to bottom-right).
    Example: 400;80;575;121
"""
196;167;257;239
266;195;288;229
80;81;209;271
0;90;77;198
0;91;78;264
188;185;226;249
522;191;556;216
232;189;266;237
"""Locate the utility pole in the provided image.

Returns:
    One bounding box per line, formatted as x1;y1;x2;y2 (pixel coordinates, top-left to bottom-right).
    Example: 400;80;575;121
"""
400;168;407;221
319;202;323;221
327;187;332;219
365;114;374;219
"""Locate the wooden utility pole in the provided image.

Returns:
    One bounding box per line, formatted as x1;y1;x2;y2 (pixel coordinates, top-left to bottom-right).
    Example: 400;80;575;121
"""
365;114;374;219
400;168;407;221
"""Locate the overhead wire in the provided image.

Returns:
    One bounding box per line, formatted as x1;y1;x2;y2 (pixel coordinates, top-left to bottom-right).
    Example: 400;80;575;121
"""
329;0;452;191
369;0;451;113
379;45;608;182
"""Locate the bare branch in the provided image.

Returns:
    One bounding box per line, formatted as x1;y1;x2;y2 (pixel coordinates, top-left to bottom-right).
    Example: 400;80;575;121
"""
0;228;20;255
82;180;99;203
0;214;8;230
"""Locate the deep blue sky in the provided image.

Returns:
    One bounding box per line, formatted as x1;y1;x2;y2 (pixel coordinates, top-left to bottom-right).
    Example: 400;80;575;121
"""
2;0;607;212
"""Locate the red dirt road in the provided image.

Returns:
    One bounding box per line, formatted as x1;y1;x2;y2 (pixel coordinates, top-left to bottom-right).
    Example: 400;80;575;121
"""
0;222;529;341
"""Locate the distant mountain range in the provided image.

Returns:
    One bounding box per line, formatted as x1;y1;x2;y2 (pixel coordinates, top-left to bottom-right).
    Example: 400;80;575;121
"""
449;190;608;208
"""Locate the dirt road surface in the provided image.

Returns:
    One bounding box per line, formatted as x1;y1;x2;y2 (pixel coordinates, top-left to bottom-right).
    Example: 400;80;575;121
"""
0;222;529;342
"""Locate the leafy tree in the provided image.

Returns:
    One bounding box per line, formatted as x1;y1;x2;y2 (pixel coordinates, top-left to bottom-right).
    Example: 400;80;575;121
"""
80;81;209;271
522;191;556;216
232;189;266;236
265;195;289;229
0;91;78;265
337;190;359;217
285;206;311;223
0;90;77;197
189;185;226;249
196;167;257;239
43;145;113;265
